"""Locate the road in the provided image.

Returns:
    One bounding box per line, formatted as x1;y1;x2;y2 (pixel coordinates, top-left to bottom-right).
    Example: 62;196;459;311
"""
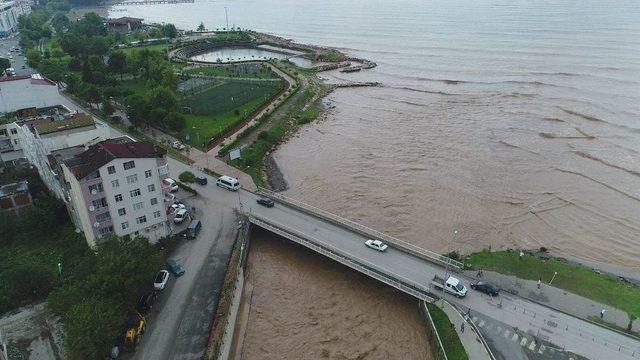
205;181;640;360
0;35;34;77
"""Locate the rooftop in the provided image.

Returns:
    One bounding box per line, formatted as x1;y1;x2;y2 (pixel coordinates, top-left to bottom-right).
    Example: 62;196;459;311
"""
107;17;143;25
64;139;166;180
34;114;94;135
0;180;29;198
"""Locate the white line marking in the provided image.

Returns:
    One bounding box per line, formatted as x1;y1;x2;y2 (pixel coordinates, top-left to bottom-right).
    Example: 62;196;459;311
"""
538;345;546;354
472;316;478;323
478;320;485;327
496;326;502;333
511;333;519;342
520;337;528;346
503;330;510;338
529;341;537;351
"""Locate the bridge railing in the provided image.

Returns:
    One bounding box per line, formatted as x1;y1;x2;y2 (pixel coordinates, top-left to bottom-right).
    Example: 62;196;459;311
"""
248;213;435;302
257;187;464;270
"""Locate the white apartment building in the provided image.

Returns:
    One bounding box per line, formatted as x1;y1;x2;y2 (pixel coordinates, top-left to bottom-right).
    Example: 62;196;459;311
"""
0;1;18;36
61;139;171;248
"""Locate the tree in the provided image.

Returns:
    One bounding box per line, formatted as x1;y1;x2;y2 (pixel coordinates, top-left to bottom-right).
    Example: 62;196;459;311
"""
149;86;178;114
51;12;70;34
102;99;115;116
26;48;42;67
38;58;66;83
108;51;127;79
160;66;177;90
162;112;185;131
196;22;205;32
82;84;103;108
162;23;177;38
123;93;150;126
0;57;9;71
62;296;125;360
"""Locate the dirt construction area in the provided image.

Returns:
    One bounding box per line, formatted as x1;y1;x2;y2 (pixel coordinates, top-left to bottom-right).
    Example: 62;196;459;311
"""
0;303;63;360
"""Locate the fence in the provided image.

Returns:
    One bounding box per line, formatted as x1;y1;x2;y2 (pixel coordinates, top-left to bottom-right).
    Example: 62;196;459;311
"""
420;301;449;360
248;214;434;302
257;187;464;270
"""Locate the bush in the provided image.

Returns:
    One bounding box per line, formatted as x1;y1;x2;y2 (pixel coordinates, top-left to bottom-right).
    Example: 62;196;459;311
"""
177;181;197;194
178;171;196;183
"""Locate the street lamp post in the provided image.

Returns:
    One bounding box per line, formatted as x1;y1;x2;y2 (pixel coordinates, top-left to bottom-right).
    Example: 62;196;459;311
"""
549;271;558;285
57;262;62;283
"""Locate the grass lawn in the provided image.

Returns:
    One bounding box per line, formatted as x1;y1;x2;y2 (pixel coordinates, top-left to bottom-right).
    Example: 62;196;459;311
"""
181;96;268;150
181;80;283;117
112;78;149;98
184;65;279;79
426;303;468;360
119;44;169;56
466;250;640;319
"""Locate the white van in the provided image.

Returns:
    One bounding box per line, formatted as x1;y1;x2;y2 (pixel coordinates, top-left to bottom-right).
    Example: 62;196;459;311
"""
216;175;240;191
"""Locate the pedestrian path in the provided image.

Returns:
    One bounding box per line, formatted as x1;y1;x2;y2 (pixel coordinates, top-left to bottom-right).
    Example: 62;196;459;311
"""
440;300;492;360
465;270;638;333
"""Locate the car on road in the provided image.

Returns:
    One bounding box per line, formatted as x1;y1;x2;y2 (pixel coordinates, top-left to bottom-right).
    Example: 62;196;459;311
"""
166;259;185;276
163;177;179;192
173;209;189;223
153;270;170;291
171;203;186;212
216;175;240;191
171;140;186;150
256;198;274;207
195;175;208;185
470;280;500;296
364;239;388;252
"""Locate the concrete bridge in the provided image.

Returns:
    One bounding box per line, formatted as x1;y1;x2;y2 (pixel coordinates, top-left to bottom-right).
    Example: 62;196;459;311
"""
236;188;640;360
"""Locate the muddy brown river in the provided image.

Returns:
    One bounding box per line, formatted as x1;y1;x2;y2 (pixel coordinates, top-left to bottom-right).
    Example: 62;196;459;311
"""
240;230;432;359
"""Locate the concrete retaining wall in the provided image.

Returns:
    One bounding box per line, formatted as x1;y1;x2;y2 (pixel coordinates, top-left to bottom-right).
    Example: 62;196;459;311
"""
217;268;245;359
419;300;449;360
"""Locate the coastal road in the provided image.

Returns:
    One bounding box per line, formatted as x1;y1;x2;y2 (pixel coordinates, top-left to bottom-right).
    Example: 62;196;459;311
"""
187;174;640;360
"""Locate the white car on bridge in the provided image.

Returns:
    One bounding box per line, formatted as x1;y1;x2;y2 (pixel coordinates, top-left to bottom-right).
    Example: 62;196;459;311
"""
364;239;388;252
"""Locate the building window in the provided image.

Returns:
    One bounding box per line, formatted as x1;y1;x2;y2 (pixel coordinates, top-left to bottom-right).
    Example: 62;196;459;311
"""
13;139;19;145
88;183;103;194
91;198;108;209
150;197;157;206
130;188;141;197
118;208;126;216
136;215;147;224
10;128;17;134
145;170;152;178
0;129;6;136
133;202;144;211
158;164;169;175
147;184;155;192
115;194;123;202
95;212;111;222
126;174;138;184
98;226;114;236
111;179;119;188
153;210;161;219
107;165;116;174
123;160;135;170
121;221;129;230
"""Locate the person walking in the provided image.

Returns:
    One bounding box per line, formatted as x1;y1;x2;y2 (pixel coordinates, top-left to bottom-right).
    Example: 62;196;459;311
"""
460;322;465;333
537;278;542;289
601;308;606;319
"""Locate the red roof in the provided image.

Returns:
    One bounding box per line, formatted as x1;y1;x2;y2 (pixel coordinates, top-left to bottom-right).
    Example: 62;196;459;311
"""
107;17;143;25
64;140;166;180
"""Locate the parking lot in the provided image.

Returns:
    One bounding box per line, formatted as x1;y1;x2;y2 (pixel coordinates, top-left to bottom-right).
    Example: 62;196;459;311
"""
0;34;34;77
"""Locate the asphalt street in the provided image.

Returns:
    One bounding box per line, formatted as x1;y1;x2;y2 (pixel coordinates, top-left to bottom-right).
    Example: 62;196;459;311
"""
0;35;34;77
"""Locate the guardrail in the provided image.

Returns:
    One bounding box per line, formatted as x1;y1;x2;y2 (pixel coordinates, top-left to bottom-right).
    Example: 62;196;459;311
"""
248;214;435;302
256;187;464;270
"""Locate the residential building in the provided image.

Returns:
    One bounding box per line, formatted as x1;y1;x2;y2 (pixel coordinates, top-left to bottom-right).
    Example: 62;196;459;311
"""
0;1;18;37
61;139;171;248
0;180;32;217
11;0;31;16
106;17;143;33
0;74;61;114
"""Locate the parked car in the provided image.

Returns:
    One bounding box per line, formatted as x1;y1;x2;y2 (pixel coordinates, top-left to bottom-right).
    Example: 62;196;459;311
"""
171;203;186;212
364;239;388;252
166;259;185;276
164;192;176;203
173;209;189;223
256;198;274;207
153;270;170;291
184;219;202;240
470;280;500;296
195;175;208;185
163;178;179;192
171;140;186;150
137;292;158;314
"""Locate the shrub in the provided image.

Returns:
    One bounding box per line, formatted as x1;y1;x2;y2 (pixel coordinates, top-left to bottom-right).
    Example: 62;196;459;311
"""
178;171;195;183
177;181;197;195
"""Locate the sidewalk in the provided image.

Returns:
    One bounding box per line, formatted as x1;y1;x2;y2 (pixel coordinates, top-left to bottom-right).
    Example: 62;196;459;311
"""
439;300;492;360
466;270;639;333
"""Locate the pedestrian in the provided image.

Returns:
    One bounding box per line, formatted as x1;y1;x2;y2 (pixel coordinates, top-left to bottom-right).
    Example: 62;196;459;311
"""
519;251;524;260
460;322;465;333
465;308;471;318
476;270;482;278
537;278;541;289
601;308;606;319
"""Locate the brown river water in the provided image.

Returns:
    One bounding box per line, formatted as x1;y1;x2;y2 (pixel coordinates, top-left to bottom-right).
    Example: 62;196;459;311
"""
240;229;432;359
